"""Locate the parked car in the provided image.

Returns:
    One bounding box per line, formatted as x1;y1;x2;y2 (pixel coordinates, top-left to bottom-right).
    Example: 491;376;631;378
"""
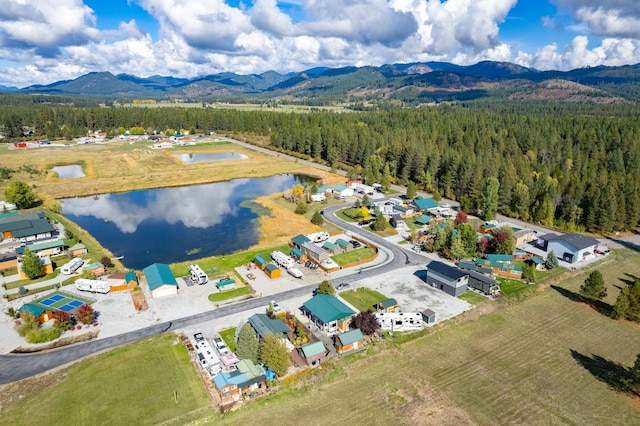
213;336;230;355
336;283;351;290
270;300;282;312
193;332;204;342
349;240;362;248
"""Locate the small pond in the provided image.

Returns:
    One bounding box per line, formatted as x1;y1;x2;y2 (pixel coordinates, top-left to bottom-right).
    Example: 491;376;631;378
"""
52;165;85;178
172;152;248;164
61;174;315;270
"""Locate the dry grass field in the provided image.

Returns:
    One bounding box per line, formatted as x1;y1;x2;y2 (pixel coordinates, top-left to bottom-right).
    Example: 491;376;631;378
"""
0;140;344;199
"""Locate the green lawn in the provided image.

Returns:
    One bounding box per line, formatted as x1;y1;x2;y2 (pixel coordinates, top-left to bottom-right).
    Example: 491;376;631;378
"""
498;277;532;297
219;327;237;352
336;208;359;223
331;247;377;266
458;290;488;304
208;286;252;302
340;287;387;312
0;334;215;425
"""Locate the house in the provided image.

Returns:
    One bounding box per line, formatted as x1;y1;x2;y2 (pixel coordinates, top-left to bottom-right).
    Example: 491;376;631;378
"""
335;238;352;252
310;193;326;202
317;185;333;194
253;255;269;270
16;239;64;258
66;242;88;257
333;185;354;198
0;212;56;243
83;262;105;277
375;311;423;332
18;303;54;324
377;298;398;313
299;341;330;366
474;258;523;279
537;233;599;264
18;256;53;279
413;197;438;212
290;234;311;250
322;241;339;254
422;308;437;324
264;263;281;279
143;263;178;298
478;222;498;234
302;294;356;335
333;328;365;354
486;254;514;264
213;359;267;403
302;242;329;263
514;228;536;245
414;215;433;226
290;247;308;262
392;204;414;216
424;261;469;297
248;313;290;341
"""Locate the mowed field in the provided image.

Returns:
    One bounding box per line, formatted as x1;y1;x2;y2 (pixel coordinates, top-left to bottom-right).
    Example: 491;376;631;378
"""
0;334;214;426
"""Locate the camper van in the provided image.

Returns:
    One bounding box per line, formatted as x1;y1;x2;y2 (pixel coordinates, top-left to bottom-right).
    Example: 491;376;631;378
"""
61;257;84;275
188;264;208;285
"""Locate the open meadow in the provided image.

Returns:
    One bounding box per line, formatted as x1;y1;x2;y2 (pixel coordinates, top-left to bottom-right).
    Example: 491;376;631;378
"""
1;250;637;425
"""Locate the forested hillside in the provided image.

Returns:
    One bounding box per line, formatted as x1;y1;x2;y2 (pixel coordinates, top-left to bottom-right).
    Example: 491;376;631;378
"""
1;100;639;233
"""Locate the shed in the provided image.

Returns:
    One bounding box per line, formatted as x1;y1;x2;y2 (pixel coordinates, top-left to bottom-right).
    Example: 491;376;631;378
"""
18;303;54;324
335;238;352;252
143;263;178;298
264;263;281;279
323;241;338;254
83;261;105;277
421;308;437;324
290;247;308;262
299;341;329;366
66;242;88;257
216;278;236;289
378;298;398;313
334;328;365;354
253;255;269;270
291;234;311;249
125;270;139;287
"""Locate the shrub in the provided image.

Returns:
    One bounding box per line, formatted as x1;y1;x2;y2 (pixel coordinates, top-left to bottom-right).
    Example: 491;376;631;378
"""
25;327;62;344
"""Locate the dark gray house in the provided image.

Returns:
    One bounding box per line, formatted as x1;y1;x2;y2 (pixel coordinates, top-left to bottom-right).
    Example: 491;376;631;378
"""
425;261;468;297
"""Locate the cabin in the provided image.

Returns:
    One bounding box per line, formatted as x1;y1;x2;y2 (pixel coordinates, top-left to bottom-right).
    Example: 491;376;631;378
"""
335;238;353;252
66;242;88;257
322;241;339;254
290;248;308;262
424;261;469;297
377;298;398;313
16;239;64;258
83;261;105;277
0;253;18;271
264;263;281;279
474;258;523;279
143;263;178;298
302;294;356;335
333;328;365;354
18;303;54;324
253;255;269;270
18;256;53;279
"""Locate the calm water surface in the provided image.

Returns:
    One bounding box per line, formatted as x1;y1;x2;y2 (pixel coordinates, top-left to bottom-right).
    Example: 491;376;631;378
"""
52;165;85;178
61;174;313;270
172;152;248;163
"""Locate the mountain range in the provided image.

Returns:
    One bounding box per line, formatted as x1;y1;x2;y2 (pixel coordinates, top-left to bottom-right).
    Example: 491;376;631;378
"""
5;61;640;104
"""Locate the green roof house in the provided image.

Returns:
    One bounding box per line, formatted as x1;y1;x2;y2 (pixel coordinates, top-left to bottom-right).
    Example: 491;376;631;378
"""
413;197;438;211
302;294;356;335
248;313;290;340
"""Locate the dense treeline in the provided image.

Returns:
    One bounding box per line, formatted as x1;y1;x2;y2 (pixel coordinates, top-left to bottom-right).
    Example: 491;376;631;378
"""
1;100;639;233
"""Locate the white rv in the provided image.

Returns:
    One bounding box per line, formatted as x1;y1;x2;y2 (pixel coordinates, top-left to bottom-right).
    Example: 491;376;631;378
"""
75;278;110;294
188;264;208;285
195;340;222;375
61;257;84;275
306;231;330;244
271;250;295;269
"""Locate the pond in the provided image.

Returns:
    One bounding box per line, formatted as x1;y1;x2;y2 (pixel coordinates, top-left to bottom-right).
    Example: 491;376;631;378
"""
52;165;85;178
172;152;248;163
61;174;315;270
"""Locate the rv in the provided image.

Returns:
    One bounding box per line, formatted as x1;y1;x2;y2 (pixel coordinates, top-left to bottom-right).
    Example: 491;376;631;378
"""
271;250;295;269
195;340;222;375
61;257;84;275
75;278;110;294
306;231;330;244
188;264;208;285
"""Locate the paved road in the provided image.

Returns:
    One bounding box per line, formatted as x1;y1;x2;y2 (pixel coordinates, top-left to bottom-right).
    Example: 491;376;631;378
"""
0;198;422;384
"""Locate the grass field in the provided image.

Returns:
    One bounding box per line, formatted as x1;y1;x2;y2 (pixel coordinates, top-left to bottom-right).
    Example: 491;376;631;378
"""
340;287;388;312
458;290;488;304
208;286;252;302
0;334;214;426
330;247;377;266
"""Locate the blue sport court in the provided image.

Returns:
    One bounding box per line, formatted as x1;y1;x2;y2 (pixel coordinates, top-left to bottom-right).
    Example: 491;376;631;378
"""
33;291;91;312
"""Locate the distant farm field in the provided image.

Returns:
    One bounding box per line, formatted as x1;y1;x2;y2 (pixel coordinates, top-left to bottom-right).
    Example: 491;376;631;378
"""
0;334;215;426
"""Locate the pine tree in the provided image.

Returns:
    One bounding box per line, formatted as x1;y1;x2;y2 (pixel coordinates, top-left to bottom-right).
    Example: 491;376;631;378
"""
544;251;559;270
311;210;324;225
580;270;607;301
21;248;43;279
259;333;291;377
236;323;259;364
481;177;500;220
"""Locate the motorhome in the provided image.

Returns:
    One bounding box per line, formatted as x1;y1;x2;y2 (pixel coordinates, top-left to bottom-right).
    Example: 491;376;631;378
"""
306;231;330;244
195;340;222;375
61;257;84;275
188;264;208;285
75;278;110;294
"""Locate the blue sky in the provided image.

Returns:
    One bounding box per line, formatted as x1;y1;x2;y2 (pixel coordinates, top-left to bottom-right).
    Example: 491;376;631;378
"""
1;0;639;87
